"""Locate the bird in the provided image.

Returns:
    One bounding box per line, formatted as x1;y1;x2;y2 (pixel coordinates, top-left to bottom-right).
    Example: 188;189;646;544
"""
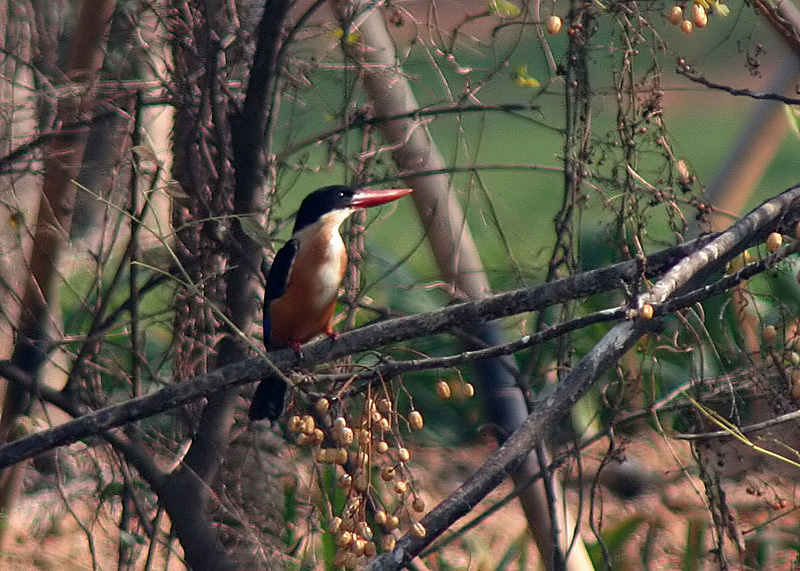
249;185;413;421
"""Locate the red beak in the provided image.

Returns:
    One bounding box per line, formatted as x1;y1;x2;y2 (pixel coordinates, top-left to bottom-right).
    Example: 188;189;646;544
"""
348;188;413;209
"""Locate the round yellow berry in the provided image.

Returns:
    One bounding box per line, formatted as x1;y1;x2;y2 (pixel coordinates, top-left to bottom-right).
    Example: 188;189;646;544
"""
386;515;400;530
397;447;411;462
408;410;424;431
381;535;396;551
462;383;475;398
545;15;562;34
766;232;783;253
669;5;683;24
692;4;708;28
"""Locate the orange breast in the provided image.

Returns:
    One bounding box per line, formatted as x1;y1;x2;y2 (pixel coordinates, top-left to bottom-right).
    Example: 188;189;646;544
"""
268;225;348;347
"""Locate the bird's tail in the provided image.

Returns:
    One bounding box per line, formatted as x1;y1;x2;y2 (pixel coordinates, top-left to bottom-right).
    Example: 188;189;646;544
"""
249;374;287;421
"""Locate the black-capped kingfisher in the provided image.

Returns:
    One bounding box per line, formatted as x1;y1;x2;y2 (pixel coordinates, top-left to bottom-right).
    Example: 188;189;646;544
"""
249;185;413;421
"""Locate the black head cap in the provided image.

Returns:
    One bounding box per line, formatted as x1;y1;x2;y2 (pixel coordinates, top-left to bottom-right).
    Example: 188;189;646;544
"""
293;185;355;233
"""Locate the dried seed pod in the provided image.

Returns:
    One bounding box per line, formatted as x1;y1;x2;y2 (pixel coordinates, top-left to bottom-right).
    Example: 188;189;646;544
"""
336;530;353;547
408;410;424;431
377;398;392;414
302;415;315;434
337;426;354;446
412;496;426;512
288;415;303;433
341;516;356;532
357;428;371;446
356;521;373;540
381;535;396;551
352;538;366;557
354;474;369;493
330;516;343;533
364;541;377;557
381;465;396;481
411;522;427;538
343;551;358;569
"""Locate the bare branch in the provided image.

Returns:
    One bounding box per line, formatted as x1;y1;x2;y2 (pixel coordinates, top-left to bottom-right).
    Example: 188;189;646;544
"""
677;62;800;105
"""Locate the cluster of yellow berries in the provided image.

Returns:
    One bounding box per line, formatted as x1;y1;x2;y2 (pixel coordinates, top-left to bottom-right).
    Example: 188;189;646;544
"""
287;394;431;569
285;374;476;567
668;0;729;33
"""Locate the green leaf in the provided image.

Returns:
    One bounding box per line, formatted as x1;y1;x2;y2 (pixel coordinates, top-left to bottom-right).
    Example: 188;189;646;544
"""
785;104;800;140
490;0;521;18
513;64;540;88
712;0;730;15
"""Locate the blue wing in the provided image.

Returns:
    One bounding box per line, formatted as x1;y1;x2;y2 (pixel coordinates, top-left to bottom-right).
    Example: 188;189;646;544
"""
263;238;298;349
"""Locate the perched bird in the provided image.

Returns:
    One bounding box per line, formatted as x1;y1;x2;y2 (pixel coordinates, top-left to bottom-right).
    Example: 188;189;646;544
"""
249;185;413;421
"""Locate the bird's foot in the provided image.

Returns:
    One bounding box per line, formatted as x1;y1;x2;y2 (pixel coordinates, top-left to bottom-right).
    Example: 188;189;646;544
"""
289;340;303;356
327;330;339;342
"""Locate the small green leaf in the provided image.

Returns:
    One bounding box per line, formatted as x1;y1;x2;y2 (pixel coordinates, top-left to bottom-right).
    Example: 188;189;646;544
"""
513;64;540;88
490;0;521;18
